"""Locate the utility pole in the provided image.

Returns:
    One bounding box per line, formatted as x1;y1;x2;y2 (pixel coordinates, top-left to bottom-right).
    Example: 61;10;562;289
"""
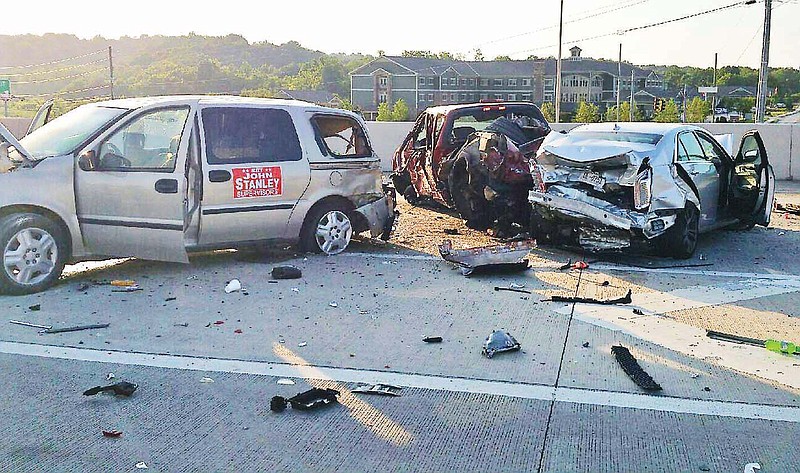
755;0;772;123
108;46;115;100
629;69;635;121
712;52;718;120
617;43;622;121
555;0;564;123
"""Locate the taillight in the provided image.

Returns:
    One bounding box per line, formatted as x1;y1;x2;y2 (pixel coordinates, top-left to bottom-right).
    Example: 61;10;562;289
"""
530;163;546;192
633;168;652;210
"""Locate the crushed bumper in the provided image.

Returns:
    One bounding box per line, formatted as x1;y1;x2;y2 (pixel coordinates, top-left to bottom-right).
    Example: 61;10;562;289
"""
355;191;396;240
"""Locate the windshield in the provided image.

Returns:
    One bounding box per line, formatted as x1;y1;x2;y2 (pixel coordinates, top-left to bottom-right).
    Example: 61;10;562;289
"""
17;105;128;160
571;131;663;145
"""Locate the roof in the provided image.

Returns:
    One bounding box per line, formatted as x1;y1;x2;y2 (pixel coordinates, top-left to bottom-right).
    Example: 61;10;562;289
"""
278;89;341;104
569;122;700;135
543;58;655;78
93;95;341;113
418;101;543;116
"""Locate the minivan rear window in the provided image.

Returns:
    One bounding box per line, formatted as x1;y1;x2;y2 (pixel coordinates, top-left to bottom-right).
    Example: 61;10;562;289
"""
202;108;302;164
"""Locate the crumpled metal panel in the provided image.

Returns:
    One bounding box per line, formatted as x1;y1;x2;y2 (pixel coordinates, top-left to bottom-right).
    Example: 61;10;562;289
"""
482;330;521;358
578;226;631;251
438;239;534;276
533;185;648;229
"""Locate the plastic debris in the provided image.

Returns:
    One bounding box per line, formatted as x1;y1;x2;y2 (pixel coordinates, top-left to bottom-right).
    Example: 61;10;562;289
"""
234;329;243;334
28;304;41;311
83;381;138;397
9;320;52;330
423;336;443;343
135;462;148;470
41;323;110;334
213;320;225;325
572;261;589;270
271;388;340;412
744;463;761;473
439;239;533;276
632;308;645;315
329;302;338;308
482;330;521;358
352;383;402;396
277;379;295;385
272;265;302;279
111;285;142;293
509;283;526;289
102;430;122;438
690;373;700;379
110;280;136;287
291;287;300;293
494;286;532;294
548;289;632;305
611;346;662;391
582;342;590;348
199;377;214;383
106;373;115;381
225;279;242;293
298;342;307;347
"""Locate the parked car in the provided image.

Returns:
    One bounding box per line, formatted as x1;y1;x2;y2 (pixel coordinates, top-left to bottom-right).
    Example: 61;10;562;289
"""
528;122;775;258
392;102;550;234
0;96;395;294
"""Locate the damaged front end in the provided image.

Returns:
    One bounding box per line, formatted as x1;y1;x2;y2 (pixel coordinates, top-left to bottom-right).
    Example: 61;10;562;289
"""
529;144;685;252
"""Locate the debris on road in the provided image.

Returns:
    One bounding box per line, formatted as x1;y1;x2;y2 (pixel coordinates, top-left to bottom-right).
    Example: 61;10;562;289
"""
632;308;645;315
213;320;225;325
111;285;142;293
582;342;590;348
77;282;91;291
106;373;115;380
135;462;148;470
271;388;340;412
298;342;307;347
765;339;798;355
199;377;214;383
558;259;572;270
611;346;662;391
744;462;762;473
28;304;41;311
777;202;800;216
703;330;797;354
277;379;295;386
443;228;460;235
83;381;138;397
423;336;443;343
482;330;521;358
224;279;242;293
547;289;632;305
234;329;243;334
439;239;533;276
102;430;122;438
110;280;136;287
164;297;177;302
329;301;338;308
572;261;589;270
494;286;532;294
41;323;110;334
9;320;52;330
272;265;302;280
352;383;402;396
509;283;526;289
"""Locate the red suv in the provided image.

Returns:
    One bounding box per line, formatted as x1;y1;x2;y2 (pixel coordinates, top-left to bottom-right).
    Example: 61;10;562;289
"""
391;102;550;233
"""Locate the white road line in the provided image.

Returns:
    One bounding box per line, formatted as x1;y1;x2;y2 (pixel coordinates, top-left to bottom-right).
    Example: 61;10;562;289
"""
1;341;798;423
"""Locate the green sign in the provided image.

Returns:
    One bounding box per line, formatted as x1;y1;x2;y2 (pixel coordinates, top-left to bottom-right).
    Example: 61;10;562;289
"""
0;79;9;95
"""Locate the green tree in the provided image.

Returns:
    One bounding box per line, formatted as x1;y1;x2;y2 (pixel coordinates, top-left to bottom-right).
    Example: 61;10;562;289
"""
391;98;409;121
472;49;484;61
540;102;555;122
574;101;600;123
493;55;512;61
685;97;711;123
603;101;642;122
653;100;680;123
376;102;392;121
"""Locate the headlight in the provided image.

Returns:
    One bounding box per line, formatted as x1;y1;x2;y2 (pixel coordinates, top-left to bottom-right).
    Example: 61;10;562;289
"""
633;169;652;210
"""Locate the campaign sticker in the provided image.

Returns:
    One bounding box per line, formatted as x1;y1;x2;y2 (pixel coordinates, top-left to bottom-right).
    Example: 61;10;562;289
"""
232;166;282;199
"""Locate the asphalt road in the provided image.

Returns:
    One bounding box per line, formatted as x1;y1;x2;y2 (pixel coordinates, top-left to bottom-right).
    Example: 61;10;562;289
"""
1;190;799;472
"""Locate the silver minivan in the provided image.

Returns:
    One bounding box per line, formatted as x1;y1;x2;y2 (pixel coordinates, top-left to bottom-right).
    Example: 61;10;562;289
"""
0;96;395;294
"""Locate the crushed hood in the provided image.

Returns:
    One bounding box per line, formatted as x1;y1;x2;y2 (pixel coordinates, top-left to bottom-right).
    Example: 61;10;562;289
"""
539;133;655;166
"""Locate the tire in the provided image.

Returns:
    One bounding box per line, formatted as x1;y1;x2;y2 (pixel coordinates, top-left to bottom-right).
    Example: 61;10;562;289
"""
655;204;699;259
402;185;421;206
0;213;67;295
299;203;353;255
447;157;491;230
391;171;411;197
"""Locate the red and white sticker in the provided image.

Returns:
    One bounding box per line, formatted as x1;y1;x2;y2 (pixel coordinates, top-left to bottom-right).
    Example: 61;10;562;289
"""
232;166;282;199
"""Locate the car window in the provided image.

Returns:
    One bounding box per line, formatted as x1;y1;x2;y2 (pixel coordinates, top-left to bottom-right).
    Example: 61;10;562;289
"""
311;115;372;158
97;107;190;171
677;133;706;162
695;132;725;162
202;107;301;164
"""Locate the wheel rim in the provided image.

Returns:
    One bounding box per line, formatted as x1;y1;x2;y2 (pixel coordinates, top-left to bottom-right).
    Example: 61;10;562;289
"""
682;208;698;252
3;227;58;286
314;211;352;255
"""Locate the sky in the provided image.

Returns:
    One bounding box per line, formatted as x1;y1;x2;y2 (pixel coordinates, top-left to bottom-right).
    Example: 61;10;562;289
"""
3;0;799;68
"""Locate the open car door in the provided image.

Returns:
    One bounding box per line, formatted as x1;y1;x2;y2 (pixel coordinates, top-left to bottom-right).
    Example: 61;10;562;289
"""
732;130;774;226
25;99;54;136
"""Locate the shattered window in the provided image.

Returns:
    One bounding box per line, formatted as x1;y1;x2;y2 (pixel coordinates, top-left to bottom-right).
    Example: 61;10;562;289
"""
311;115;372;159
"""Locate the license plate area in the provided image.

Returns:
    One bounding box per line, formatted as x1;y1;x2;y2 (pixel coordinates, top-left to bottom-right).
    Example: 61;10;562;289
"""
578;170;605;189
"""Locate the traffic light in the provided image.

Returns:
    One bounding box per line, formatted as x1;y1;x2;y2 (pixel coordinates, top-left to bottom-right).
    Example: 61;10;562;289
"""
653;98;665;114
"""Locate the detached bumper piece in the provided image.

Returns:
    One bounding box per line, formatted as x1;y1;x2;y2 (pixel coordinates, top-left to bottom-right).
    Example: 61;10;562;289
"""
482;330;521;359
611;345;662;392
438;239;534;276
352;384;402;396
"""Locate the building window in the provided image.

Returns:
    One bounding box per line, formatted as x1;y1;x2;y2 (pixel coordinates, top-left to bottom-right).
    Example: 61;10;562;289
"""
419;94;426;102
493;79;503;87
441;94;448;103
480;78;489;87
508;94;516;101
508;79;517;87
494;94;503;100
428;77;434;86
450;78;457;86
522;78;532;87
459;93;466;101
419;77;426;86
544;78;554;88
450;93;457;101
428;93;434;101
460;78;467;86
379;77;388;87
544;93;553;102
522;93;531;101
379;93;387;103
468;93;474;100
480;93;489;100
469;78;475;86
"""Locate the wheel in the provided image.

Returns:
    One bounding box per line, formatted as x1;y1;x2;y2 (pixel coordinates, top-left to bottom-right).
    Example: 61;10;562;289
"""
655;204;699;259
300;203;353;255
0;213;67;295
391;171;411;197
447;156;491;229
402;185;420;206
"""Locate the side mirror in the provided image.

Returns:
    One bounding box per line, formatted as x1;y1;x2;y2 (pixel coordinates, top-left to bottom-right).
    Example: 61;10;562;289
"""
78;150;97;171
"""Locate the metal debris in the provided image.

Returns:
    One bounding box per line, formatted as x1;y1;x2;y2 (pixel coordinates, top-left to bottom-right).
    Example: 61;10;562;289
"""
611;346;662;391
271;388;340;412
298;342;307;347
135;462;148;469
9;320;52;330
352;384;402;396
706;330;764;347
482;330;521;359
28;304;41;311
439;239;533;276
272;265;302;280
494;286;532;294
632;308;645;315
277;379;295;385
423;336;443;343
328;302;338;308
102;430;122;438
548;289;632;305
83;381;138;397
41;323;110;334
112;285;142;293
199;377;214;383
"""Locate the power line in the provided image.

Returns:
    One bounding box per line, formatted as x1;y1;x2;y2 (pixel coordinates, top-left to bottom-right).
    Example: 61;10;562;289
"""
16;84;111;98
13;68;106;85
1;58;108;78
0;49;105;71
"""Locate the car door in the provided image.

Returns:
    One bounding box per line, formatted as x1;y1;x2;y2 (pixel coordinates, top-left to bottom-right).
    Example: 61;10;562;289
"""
732;130;774;226
197;105;310;245
25;99;54;136
74;105;193;263
676;131;720;229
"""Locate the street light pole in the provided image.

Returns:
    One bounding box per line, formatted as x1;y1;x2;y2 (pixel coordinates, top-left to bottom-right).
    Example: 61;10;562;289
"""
755;0;772;123
617;43;622;121
555;0;564;123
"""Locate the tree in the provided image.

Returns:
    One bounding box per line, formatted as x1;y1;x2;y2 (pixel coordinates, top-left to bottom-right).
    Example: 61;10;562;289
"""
653;100;680;123
574;101;600;123
493;55;512;61
685;97;711;123
540;102;555;122
376;102;392;121
472;49;484;61
391;99;409;121
604;101;642;122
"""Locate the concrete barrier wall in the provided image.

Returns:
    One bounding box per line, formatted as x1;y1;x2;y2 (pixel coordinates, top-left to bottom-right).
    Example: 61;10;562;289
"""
366;121;798;180
0;118;32;139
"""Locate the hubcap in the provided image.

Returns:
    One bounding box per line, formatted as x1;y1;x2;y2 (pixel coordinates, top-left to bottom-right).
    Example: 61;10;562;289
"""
314;211;352;255
3;227;58;286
